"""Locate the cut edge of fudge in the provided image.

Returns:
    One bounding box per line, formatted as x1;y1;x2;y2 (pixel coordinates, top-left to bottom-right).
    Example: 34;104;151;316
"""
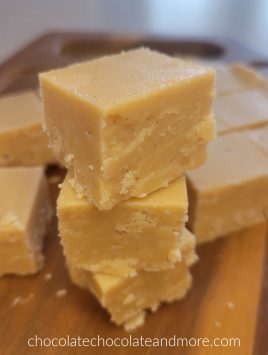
0;167;53;275
25;171;54;273
66;113;216;211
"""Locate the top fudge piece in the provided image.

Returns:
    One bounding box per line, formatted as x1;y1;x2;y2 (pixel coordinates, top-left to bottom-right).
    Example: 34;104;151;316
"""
40;48;215;210
0;90;55;166
215;64;266;96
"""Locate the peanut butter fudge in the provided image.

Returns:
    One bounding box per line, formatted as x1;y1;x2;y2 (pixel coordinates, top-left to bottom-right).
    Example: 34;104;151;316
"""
40;48;215;210
187;132;268;243
0;90;55;166
68;228;196;330
215;87;268;135
215;64;266;96
247;125;268;157
58;174;188;275
0;167;53;275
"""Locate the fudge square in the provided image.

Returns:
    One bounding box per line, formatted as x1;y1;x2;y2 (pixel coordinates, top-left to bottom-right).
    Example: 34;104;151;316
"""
214;87;268;135
57;174;188;275
40;48;215;210
0;90;55;166
187;132;268;243
247;125;268;157
68;228;196;331
0;167;52;275
248;127;268;222
215;64;266;96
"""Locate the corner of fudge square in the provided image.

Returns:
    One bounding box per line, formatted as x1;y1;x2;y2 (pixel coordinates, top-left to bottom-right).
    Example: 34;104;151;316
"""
40;47;216;210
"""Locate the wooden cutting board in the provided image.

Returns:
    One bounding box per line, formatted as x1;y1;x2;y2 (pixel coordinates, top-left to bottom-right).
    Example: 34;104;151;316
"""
0;33;267;355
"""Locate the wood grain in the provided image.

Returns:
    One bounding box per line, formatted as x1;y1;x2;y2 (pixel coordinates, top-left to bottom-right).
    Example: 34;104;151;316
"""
0;33;267;355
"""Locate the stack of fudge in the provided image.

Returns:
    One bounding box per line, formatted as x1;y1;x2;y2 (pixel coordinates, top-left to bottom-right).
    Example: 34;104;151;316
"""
40;48;215;330
1;47;267;330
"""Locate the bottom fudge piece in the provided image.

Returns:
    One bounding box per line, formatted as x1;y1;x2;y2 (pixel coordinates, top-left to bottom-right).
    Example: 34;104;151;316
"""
58;175;188;275
67;229;197;330
0;167;53;275
187;132;268;243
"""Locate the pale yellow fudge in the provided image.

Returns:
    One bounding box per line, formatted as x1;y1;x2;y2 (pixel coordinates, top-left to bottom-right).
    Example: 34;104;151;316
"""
58;174;188;275
0;167;53;275
215;117;228;133
187;132;268;243
40;48;215;210
247;125;268;157
215;87;268;135
215;64;266;96
0;90;55;166
68;228;196;330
